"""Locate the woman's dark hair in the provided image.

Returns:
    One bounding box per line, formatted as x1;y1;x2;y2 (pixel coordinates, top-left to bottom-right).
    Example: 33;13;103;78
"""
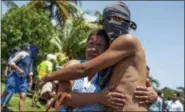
87;29;110;49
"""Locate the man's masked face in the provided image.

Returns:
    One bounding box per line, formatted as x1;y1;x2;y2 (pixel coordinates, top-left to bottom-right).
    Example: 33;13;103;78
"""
102;16;130;39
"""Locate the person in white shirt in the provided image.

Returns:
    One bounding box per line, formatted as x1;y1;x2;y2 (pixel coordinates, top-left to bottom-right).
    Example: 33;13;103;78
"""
167;92;184;111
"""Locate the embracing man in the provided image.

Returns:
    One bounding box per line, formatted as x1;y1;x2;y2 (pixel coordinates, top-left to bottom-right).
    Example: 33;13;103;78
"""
42;2;148;111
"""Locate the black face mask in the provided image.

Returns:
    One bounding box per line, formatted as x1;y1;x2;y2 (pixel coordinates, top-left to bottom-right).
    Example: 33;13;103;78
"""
103;19;130;39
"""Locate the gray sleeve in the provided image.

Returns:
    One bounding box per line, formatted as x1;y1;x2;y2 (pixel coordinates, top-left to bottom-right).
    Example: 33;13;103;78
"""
8;52;24;65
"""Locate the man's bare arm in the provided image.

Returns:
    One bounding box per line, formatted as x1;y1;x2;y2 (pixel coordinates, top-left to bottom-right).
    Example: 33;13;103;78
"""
45;35;138;81
9;62;25;75
28;75;33;89
4;65;9;76
8;52;27;75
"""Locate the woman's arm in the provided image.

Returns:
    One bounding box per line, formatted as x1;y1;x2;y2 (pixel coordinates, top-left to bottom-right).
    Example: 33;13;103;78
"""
62;85;125;110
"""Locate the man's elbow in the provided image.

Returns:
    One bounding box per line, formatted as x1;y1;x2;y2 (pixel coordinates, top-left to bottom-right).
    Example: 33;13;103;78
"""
8;61;15;67
9;64;16;68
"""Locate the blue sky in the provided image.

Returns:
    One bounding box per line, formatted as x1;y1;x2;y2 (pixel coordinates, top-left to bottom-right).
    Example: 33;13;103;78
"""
1;1;184;89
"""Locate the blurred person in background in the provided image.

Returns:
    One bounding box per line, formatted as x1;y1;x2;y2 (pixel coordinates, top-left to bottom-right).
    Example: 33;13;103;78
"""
31;54;56;108
166;92;183;111
1;43;34;112
1;47;21;110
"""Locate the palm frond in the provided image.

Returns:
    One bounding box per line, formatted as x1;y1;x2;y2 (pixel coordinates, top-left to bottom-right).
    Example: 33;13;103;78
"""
55;1;69;22
149;76;160;88
61;1;80;17
27;0;44;9
26;0;80;24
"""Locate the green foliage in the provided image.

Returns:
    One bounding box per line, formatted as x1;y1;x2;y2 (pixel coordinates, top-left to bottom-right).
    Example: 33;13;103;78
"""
93;10;103;24
51;15;101;60
1;6;57;69
176;86;185;106
55;52;69;66
149;76;160;89
161;87;174;99
28;0;80;25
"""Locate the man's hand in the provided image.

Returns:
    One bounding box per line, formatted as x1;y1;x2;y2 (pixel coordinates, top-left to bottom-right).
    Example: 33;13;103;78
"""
28;82;32;90
4;66;9;77
27;82;34;93
98;85;125;110
11;64;25;75
4;71;8;77
134;79;158;105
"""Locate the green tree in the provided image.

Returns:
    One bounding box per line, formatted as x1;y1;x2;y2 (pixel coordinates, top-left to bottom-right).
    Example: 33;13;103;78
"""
94;10;103;23
161;87;174;99
176;86;185;92
50;14;101;60
1;6;56;70
28;0;80;25
149;76;160;89
54;52;69;67
176;86;185;106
